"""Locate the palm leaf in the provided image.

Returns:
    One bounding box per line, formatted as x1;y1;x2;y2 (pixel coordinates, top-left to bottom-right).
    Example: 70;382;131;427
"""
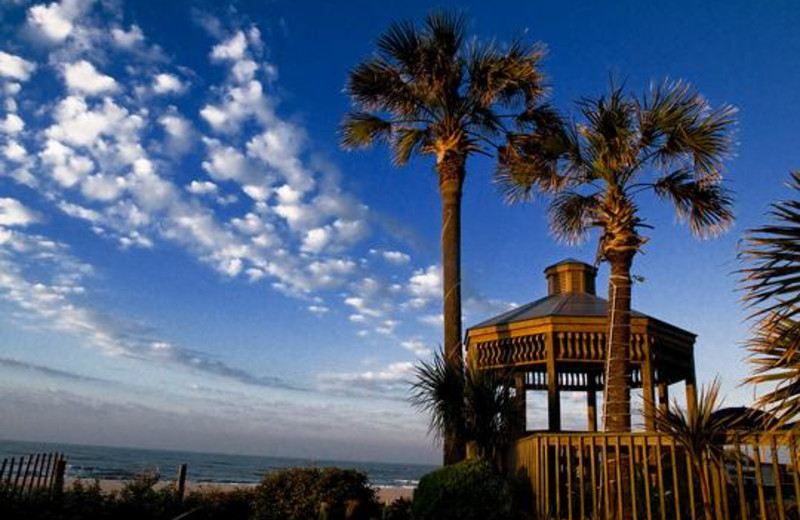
340;112;393;149
548;190;599;245
740;171;800;432
653;168;734;238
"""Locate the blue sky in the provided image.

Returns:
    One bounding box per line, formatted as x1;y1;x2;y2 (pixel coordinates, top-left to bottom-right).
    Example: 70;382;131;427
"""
0;0;797;464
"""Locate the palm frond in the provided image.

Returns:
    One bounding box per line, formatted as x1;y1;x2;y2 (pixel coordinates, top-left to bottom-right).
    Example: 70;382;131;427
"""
392;127;431;166
648;378;734;465
639;80;736;181
740;171;800;432
466;39;546;110
653;168;734;238
409;349;465;442
346;58;421;117
548;190;599;245
376;19;422;71
340;112;393;149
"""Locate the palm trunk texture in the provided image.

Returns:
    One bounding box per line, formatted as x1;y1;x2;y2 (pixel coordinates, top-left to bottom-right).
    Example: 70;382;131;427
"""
605;251;633;432
438;154;465;465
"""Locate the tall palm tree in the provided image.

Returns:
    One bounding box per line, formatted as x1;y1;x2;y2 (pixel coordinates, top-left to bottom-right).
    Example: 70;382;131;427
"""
741;171;800;432
498;81;735;432
342;12;548;463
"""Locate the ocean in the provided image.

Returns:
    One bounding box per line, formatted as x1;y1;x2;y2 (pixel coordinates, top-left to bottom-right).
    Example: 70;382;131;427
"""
0;440;437;488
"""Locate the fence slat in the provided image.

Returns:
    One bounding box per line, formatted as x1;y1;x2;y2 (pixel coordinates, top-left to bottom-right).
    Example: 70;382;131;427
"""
752;439;767;520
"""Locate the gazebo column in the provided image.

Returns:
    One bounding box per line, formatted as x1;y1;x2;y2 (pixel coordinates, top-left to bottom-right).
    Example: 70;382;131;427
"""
657;382;669;418
586;382;597;432
546;333;561;431
685;356;698;419
515;372;527;433
642;336;656;431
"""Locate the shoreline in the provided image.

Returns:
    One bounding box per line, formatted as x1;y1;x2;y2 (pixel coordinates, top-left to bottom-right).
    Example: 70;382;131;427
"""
66;478;414;504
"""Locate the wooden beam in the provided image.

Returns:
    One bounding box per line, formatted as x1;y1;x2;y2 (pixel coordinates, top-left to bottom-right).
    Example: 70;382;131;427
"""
685;356;697;420
587;384;597;432
546;333;561;431
642;335;656;431
515;371;527;434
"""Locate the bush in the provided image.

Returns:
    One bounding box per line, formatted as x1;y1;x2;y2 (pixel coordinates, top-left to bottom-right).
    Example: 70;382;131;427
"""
382;497;412;520
182;488;255;520
252;467;379;520
412;458;516;520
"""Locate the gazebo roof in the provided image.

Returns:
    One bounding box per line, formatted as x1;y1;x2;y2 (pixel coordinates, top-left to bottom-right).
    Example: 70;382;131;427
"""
470;292;648;330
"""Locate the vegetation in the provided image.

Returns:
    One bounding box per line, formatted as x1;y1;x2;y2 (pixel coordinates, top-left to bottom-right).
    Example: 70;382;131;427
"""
411;458;517;520
647;378;737;520
410;349;522;470
341;11;550;463
253;467;379;520
741;171;800;432
497;80;736;431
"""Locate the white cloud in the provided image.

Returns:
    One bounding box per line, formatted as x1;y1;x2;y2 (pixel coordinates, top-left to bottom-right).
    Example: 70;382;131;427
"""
308;305;329;315
63;61;117;95
0;51;36;81
0;198;39;227
401;339;432;357
152;73;185;95
0;114;24;134
407;265;441;308
301;226;332;254
370;249;410;265
419;314;444;326
319;361;414;397
210;31;247;62
158;111;194;157
111;25;145;48
26;0;80;42
3;140;27;162
186;180;218;196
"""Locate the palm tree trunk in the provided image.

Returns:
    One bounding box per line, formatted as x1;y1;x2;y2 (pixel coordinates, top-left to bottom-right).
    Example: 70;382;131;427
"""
438;153;465;465
605;250;633;432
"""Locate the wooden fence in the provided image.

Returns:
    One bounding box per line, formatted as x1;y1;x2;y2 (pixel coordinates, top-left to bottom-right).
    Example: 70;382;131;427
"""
512;432;800;520
0;452;67;498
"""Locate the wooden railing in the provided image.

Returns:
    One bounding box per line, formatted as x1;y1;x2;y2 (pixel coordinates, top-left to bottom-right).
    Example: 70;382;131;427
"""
512;432;800;520
0;452;67;498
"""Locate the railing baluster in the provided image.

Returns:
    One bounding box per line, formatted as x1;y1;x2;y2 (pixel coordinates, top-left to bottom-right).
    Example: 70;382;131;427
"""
642;437;652;520
668;438;681;520
602;435;610;520
734;434;748;520
770;434;785;520
790;434;800;520
615;435;623;520
566;437;573;520
578;436;585;520
753;437;767;520
655;435;666;520
628;436;637;520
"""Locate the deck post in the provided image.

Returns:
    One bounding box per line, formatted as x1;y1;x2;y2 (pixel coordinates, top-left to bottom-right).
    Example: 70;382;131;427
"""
587;385;597;432
642;335;656;431
515;371;527;433
546;333;561;431
685;357;697;420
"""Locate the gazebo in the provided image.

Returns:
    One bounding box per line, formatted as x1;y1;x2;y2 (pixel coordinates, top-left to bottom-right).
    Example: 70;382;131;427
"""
465;259;698;432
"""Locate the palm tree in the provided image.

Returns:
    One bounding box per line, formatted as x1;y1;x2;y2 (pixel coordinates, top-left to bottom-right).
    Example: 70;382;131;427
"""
498;81;735;432
741;171;800;432
647;378;737;520
342;11;548;463
410;349;521;471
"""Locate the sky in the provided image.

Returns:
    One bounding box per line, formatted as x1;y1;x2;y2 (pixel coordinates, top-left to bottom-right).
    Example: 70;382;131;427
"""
0;0;798;465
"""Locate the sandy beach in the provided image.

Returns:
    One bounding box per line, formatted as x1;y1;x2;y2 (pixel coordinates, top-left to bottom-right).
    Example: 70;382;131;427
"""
67;478;414;504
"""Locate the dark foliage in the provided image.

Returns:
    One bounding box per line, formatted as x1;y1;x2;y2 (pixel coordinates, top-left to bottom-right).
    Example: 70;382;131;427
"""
411;458;516;520
252;466;380;520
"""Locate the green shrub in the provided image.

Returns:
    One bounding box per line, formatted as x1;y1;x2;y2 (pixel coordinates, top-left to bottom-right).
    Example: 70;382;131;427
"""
382;497;412;520
182;487;255;520
252;467;379;520
412;458;516;520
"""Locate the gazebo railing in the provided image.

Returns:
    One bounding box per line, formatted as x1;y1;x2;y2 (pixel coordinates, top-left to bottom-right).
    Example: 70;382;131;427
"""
512;431;800;520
